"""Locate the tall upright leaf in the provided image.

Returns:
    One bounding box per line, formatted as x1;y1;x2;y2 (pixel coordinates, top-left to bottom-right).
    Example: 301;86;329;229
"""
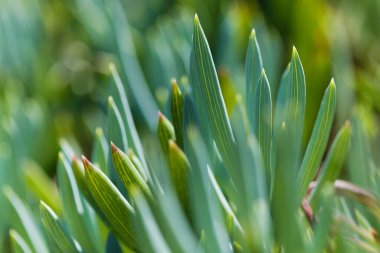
192;14;238;181
106;0;158;130
310;122;351;206
186;128;232;253
246;28;264;123
170;79;184;148
251;70;272;178
109;64;149;175
297;80;336;200
274;47;306;168
131;189;171;253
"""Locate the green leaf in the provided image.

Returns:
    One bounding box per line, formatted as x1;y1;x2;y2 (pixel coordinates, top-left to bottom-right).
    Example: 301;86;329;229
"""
111;143;151;197
128;150;148;181
251;70;272;178
82;156;137;249
22;160;61;215
246;28;264;121
72;157;110;225
151;188;198;253
192;14;238;181
274;47;306;167
107;96;128;193
231;110;272;252
297;79;336;200
167;140;191;216
186;127;232;253
91;127;109;175
309;185;334;253
109;64;149;176
107;96;128;151
131;189;171;253
170;79;184;148
106;232;123;253
40;201;80;253
309;122;351;206
107;0;159;130
271;122;305;252
3;187;49;253
57;153;102;253
157;112;175;156
207;167;243;234
10;229;33;253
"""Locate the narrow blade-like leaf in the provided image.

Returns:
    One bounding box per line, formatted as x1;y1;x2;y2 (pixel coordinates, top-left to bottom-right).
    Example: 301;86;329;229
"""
3;187;49;253
58;153;101;253
91;127;109;175
251;70;272;177
170;79;184;148
297;80;336;200
82;156;137;249
131;189;171;253
10;230;32;253
274;47;306;167
109;64;149;175
111;143;151;196
40;201;80;253
157;112;176;156
310;122;351;206
246;28;264;122
167;140;191;216
192;14;238;180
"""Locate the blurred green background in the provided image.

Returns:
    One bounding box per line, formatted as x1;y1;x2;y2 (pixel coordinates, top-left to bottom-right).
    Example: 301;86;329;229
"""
1;0;380;251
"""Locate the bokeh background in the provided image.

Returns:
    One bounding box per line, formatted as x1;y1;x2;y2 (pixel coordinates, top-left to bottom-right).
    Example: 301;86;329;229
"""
1;0;380;251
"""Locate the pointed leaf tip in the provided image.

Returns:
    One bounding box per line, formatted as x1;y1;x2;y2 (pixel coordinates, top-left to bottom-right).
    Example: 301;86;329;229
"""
292;46;298;56
250;29;256;39
194;14;199;24
330;78;336;88
109;63;116;72
82;156;90;169
261;68;266;76
111;142;118;153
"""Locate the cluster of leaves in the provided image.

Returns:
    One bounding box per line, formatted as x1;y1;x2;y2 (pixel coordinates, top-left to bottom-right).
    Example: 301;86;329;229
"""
5;15;380;253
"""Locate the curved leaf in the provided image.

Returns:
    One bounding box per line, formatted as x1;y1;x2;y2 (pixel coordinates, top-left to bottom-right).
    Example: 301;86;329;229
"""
3;187;49;253
10;229;33;253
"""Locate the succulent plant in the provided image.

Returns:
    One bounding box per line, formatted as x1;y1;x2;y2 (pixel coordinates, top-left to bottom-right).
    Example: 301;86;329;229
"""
4;12;380;253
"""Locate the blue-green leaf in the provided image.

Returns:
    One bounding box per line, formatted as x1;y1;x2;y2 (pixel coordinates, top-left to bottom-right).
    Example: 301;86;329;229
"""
192;14;238;181
10;229;33;253
297;80;336;200
131;189;171;253
274;47;306;167
82;156;137;249
57;153;102;253
251;70;272;178
309;122;351;206
109;64;149;175
40;201;81;253
4;187;49;253
246;28;264;120
107;0;158;130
